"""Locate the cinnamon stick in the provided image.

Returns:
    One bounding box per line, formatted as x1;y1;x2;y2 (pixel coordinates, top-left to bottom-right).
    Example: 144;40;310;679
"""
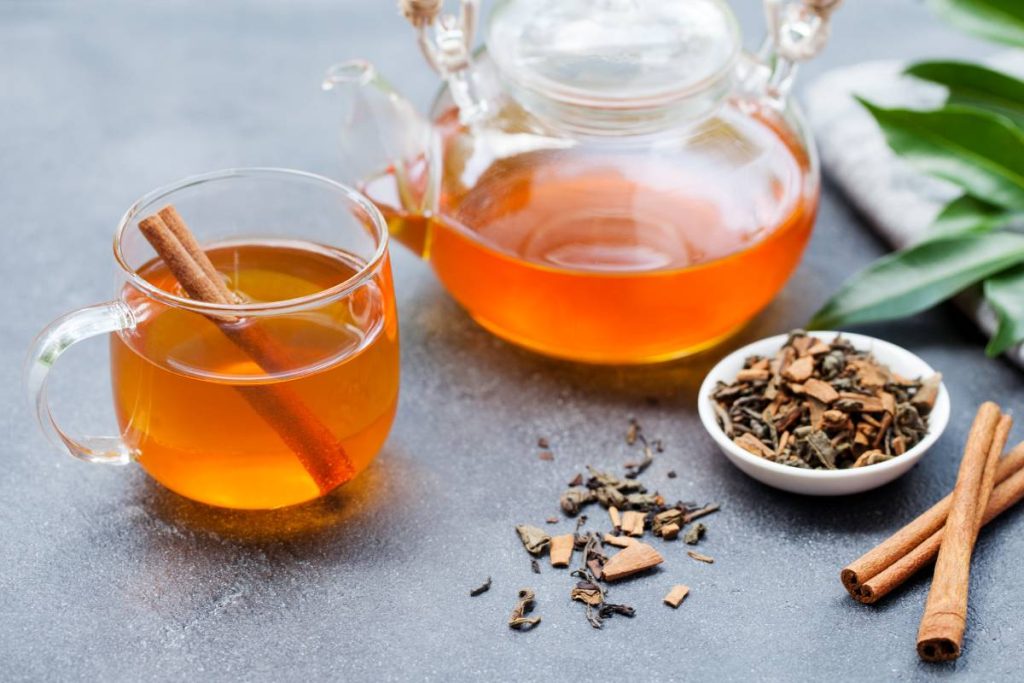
842;440;1024;601
851;442;1024;604
157;205;238;303
917;402;1005;662
137;209;355;492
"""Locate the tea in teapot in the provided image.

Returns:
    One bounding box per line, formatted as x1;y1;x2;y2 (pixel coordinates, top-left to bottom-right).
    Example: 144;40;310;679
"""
327;0;841;363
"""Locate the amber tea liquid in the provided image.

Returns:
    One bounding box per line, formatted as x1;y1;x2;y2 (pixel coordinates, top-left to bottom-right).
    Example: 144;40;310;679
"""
365;106;816;363
112;240;399;509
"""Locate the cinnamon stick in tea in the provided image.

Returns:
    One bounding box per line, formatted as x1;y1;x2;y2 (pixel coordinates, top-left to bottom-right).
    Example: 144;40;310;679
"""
850;441;1024;604
137;209;355;492
917;402;1005;662
842;440;1024;603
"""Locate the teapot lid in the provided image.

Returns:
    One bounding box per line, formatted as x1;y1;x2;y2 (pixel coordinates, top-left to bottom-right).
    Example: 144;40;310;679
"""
486;0;741;134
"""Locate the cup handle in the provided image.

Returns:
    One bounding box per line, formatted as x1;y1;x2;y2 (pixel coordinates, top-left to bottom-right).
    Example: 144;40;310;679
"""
25;301;137;464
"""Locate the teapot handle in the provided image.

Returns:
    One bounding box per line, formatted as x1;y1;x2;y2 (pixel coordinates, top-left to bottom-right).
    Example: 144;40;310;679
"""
753;0;844;105
398;0;490;123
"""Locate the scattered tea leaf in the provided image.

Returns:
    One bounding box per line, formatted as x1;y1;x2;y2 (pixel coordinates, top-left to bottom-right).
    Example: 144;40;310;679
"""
515;525;551;556
470;577;492;597
687;550;715;564
531;559;540;574
684;503;721;524
667;470;677;479
538;450;554;461
537;437;549;449
508;589;541;630
684;523;707;545
545;516;559;524
599;603;636;619
560;488;595;516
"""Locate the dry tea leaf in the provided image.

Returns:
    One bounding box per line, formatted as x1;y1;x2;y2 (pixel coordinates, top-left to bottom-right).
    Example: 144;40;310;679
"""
687;550;714;564
711;331;932;470
570;581;603;606
530;559;540;574
684;503;721;524
667;470;677;479
470;577;491;597
516;525;551;556
664;584;690;608
560;488;594;516
508;589;540;630
599;603;636;619
545;517;558;524
537;437;549;449
684;523;706;545
550;534;574;568
603;542;664;581
652;508;683;536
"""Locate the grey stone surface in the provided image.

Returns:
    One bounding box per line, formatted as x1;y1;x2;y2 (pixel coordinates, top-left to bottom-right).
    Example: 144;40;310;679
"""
1;1;1022;681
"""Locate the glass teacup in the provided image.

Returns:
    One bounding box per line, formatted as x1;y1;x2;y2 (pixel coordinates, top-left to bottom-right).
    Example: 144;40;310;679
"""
26;168;399;510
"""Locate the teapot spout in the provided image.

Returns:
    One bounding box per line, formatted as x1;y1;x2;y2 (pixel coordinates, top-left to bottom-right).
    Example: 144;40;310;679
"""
323;60;439;228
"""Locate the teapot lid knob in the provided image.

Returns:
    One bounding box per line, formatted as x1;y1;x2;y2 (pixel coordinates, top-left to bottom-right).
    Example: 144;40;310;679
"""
486;0;741;133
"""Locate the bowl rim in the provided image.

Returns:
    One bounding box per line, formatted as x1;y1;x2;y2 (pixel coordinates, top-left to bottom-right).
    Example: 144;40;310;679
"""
697;331;950;481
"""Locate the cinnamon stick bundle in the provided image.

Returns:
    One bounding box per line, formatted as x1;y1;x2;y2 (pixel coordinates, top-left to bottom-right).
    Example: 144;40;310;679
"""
138;206;355;492
842;440;1024;604
917;402;1007;662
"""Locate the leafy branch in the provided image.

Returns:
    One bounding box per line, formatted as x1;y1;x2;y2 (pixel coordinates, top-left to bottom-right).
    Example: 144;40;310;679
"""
810;0;1024;357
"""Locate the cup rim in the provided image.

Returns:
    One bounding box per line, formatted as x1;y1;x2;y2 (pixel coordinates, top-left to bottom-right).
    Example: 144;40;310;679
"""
697;331;950;482
113;167;390;316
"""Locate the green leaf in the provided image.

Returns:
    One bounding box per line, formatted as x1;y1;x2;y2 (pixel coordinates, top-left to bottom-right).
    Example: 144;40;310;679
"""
983;264;1024;355
930;194;1021;238
860;99;1024;210
905;61;1024;128
929;0;1024;47
809;232;1024;329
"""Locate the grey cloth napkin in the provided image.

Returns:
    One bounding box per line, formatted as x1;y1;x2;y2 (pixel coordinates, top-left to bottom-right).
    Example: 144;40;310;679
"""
804;57;1024;368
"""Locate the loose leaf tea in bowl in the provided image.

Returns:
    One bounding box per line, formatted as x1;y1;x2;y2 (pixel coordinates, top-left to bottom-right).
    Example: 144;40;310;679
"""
710;330;939;470
698;331;950;495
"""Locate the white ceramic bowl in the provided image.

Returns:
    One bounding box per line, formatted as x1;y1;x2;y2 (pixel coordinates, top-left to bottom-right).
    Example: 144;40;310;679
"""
698;332;950;496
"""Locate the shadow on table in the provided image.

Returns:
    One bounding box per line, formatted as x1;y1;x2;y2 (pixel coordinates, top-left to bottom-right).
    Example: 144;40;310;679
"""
407;284;802;407
131;445;420;552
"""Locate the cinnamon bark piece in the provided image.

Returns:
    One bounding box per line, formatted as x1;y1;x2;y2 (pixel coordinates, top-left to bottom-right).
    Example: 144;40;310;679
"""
664;584;690;608
602;542;664;582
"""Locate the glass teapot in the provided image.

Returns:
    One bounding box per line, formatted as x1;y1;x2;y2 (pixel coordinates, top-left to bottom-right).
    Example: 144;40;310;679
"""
325;0;841;364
